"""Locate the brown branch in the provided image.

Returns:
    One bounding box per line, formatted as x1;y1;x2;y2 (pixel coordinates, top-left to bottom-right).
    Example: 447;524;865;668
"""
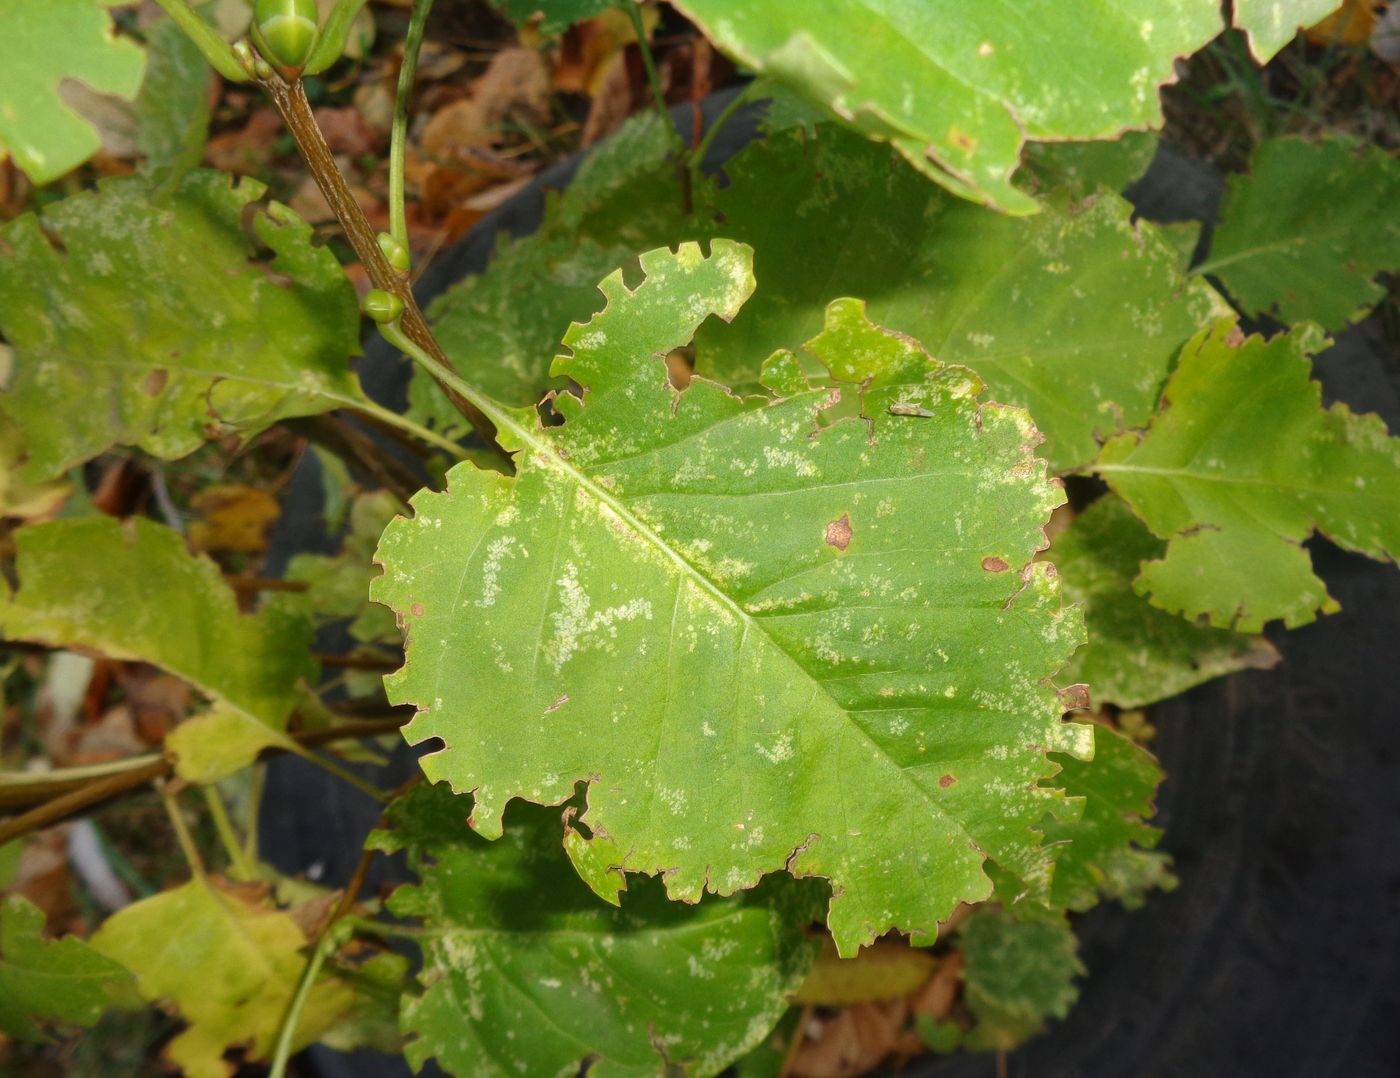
0;758;171;846
286;414;420;504
258;74;506;464
229;576;311;594
313;652;402;671
0;713;413;844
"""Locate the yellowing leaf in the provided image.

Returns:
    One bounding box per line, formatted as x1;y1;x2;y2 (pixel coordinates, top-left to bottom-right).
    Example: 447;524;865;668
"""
0;517;316;780
90;878;355;1078
188;485;281;554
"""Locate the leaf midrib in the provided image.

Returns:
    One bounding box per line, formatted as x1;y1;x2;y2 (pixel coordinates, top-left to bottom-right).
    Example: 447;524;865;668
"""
475;388;969;837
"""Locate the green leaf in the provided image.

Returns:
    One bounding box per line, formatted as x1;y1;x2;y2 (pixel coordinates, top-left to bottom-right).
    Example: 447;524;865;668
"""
287;489;402;646
0;169;364;482
0;0;146;184
667;0;1221;213
490;0;613;34
958;907;1084;1051
373;240;1090;955
1097;320;1400;631
1201;137;1400;331
1053;495;1278;708
0;410;70;520
1018;131;1159;201
317;951;412;1056
135;12;213;188
368;785;821;1077
0;895;136;1041
420;112;699;422
1041;725;1173;911
90;878;357;1078
695;124;1229;472
1233;0;1343;60
0;516;316;780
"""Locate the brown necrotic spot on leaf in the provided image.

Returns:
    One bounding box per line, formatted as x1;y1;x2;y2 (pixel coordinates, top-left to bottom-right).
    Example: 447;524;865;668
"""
141;369;168;397
981;555;1009;572
938;774;957;788
1058;683;1091;712
410;602;425;617
825;513;853;552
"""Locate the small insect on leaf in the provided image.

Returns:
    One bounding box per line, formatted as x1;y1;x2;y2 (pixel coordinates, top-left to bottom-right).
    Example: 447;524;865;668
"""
252;0;320;75
889;402;936;417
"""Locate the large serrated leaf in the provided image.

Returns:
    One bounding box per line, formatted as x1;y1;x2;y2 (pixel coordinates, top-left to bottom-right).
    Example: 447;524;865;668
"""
0;169;364;481
370;785;822;1077
90;878;357;1078
1053;495;1278;708
1200;137;1400;331
1097;321;1400;632
667;0;1221;213
1041;724;1173;911
0;0;146;184
696;124;1229;472
373;240;1090;954
0;895;136;1041
0;516;316;780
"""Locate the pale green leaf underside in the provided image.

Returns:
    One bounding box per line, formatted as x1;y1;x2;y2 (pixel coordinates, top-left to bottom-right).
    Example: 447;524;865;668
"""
1204;137;1400;331
0;895;134;1041
959;907;1084;1051
667;0;1221;213
1040;724;1172;911
0;517;316;780
1053;495;1277;708
1097;321;1400;632
1233;0;1342;60
372;786;821;1077
697;125;1230;472
0;169;364;481
135;13;213;188
0;0;146;183
373;241;1090;954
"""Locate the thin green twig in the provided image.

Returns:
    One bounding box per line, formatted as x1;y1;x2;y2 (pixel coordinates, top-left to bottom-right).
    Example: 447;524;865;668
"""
686;83;757;199
202;785;258;881
153;0;250;81
160;786;208;880
390;0;436;253
268;933;335;1078
625;2;685;155
352;397;466;459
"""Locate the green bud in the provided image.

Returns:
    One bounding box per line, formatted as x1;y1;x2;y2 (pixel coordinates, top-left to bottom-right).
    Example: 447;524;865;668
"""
231;40;259;79
377;232;412;273
362;289;404;324
252;0;320;75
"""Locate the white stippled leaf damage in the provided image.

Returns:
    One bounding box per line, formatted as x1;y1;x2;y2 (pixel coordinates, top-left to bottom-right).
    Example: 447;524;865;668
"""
373;240;1091;954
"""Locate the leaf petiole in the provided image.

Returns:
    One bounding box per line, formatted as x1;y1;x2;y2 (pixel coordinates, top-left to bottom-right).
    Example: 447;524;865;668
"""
152;0;252;82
